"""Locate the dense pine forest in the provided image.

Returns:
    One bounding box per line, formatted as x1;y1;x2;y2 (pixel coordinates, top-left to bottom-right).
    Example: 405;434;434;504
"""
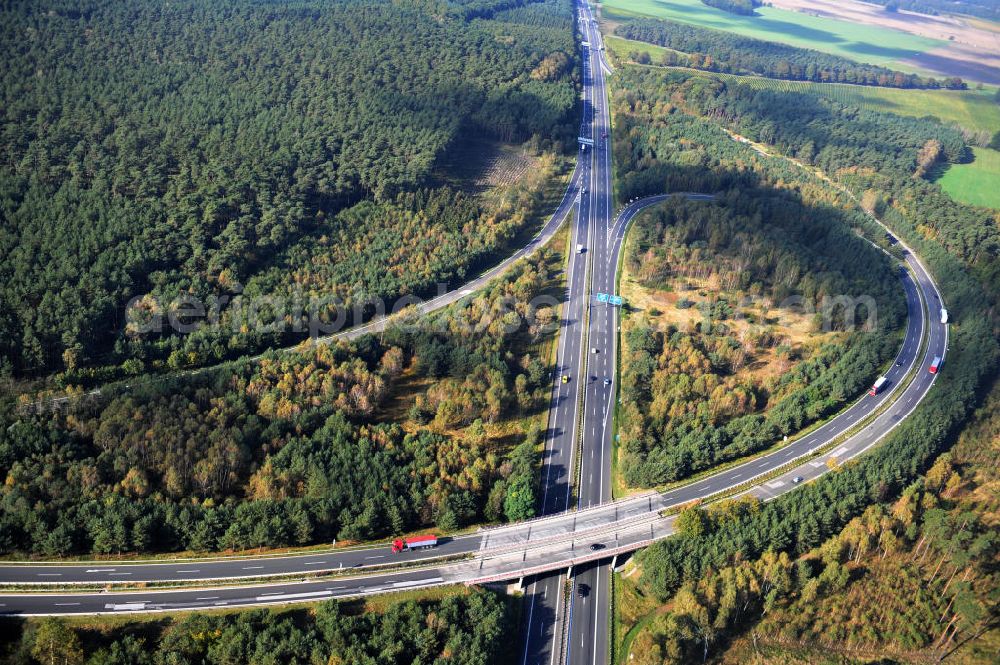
618;191;903;486
0;0;577;380
622;437;998;662
1;0;998;660
611;72;908;487
614;66;1000;662
0;590;514;664
615;18;966;89
0;245;561;555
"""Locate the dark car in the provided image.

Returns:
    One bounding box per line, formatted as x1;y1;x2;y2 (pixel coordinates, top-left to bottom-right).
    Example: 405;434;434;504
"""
577;583;590;597
589;543;605;551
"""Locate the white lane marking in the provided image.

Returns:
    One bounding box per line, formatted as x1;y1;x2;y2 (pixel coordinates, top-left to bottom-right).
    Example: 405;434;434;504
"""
364;555;385;560
196;596;219;600
55;603;80;606
254;590;332;602
242;566;264;570
85;568;115;573
392;577;444;588
304;561;327;566
109;572;131;576
37;573;61;577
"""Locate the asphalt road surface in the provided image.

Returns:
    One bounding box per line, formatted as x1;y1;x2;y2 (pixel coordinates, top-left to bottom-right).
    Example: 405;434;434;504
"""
561;4;615;665
519;5;602;662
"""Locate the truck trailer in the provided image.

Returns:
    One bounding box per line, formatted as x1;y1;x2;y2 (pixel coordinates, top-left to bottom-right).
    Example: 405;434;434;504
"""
869;376;887;396
929;356;942;374
391;534;438;554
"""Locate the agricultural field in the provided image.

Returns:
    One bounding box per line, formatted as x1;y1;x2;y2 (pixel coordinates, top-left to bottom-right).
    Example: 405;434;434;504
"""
701;72;1000;139
936;147;1000;209
605;34;678;62
767;0;1000;85
599;0;945;69
604;36;1000;141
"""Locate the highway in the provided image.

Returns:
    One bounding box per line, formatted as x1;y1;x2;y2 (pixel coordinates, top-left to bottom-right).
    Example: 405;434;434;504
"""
0;494;664;586
0;134;946;624
518;6;600;662
521;3;618;663
0;0;948;639
560;4;614;665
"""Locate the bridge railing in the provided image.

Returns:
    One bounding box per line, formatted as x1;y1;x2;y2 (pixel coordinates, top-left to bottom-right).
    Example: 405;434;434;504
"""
475;506;664;559
464;537;658;585
475;491;659;537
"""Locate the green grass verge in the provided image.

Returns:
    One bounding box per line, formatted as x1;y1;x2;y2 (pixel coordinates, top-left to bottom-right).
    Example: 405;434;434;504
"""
604;34;677;63
599;0;944;69
936;146;1000;209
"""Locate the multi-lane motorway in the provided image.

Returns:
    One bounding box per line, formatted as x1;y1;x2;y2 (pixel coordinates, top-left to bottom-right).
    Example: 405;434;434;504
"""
519;6;602;660
559;5;616;664
0;11;948;665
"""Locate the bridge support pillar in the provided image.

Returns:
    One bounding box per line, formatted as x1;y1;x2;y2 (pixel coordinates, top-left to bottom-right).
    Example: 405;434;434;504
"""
612;552;632;573
567;565;573;578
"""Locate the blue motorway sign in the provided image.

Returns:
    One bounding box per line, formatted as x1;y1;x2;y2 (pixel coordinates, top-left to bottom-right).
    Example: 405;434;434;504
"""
609;295;623;306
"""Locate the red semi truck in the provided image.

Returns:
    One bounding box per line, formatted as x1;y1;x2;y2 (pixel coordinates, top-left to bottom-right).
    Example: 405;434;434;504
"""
391;534;438;554
929;356;942;374
869;376;887;396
